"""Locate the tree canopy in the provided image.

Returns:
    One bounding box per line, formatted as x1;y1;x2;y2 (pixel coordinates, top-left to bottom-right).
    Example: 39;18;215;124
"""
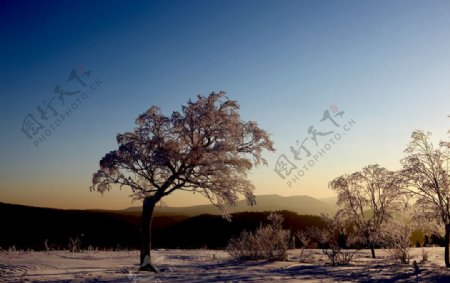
91;91;275;216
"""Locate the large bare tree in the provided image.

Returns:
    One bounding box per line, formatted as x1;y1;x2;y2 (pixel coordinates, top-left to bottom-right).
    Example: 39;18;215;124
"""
401;130;450;267
90;92;274;271
329;164;403;258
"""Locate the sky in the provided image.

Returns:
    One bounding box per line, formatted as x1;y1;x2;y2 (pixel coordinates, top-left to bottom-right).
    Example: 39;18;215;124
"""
1;0;450;210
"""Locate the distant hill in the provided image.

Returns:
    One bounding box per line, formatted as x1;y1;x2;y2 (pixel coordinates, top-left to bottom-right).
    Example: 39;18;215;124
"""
124;194;338;217
0;202;141;250
0;202;326;250
0;199;438;250
155;211;326;249
319;196;338;206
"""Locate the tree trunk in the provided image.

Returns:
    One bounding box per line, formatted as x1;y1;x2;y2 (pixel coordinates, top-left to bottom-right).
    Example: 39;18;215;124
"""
445;224;450;268
370;243;376;259
139;197;159;272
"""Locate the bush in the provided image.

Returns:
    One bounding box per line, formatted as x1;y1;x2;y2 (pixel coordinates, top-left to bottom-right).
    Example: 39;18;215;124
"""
68;236;81;253
421;248;429;263
8;245;17;253
381;222;412;264
309;215;361;266
226;212;290;261
44;239;50;252
295;231;313;263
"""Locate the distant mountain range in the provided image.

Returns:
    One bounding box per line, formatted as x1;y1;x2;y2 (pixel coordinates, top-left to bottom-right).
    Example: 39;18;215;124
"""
122;194;338;217
0;196;332;250
4;195;430;251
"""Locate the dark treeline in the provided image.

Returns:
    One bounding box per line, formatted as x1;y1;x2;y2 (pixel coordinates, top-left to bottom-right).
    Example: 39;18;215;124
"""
1;203;327;250
1;202;442;251
0;202;140;250
155;210;326;249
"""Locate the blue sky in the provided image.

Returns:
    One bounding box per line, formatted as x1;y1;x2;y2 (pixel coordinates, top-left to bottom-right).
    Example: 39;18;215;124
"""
1;0;450;209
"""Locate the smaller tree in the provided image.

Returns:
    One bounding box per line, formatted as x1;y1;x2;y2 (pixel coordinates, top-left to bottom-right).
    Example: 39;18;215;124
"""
401;130;450;267
329;165;404;258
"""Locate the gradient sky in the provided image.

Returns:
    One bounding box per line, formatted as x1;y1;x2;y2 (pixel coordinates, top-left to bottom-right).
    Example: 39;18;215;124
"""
1;0;450;210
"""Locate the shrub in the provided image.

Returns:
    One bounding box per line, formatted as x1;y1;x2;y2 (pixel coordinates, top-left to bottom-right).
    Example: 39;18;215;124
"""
44;239;50;252
308;215;361;266
8;245;17;253
226;212;290;261
87;245;98;252
381;223;412;264
295;231;313;263
68;236;81;253
421;248;429;263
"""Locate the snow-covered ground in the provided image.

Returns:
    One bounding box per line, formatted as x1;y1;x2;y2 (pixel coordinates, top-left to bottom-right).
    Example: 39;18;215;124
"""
1;248;450;282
